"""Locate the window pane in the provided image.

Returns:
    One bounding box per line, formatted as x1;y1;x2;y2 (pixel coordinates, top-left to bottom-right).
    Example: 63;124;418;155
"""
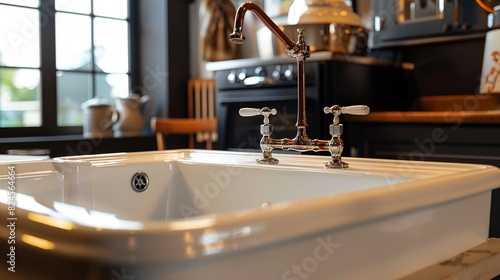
94;18;129;73
96;73;129;100
55;0;90;14
0;6;40;67
93;0;128;19
0;68;41;127
56;13;91;71
57;71;92;126
0;0;38;7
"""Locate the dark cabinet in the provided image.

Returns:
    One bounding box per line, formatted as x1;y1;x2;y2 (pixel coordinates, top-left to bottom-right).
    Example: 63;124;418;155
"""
348;123;499;166
371;0;491;48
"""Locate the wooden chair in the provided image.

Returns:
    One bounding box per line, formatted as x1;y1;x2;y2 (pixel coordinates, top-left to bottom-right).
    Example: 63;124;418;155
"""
151;79;218;150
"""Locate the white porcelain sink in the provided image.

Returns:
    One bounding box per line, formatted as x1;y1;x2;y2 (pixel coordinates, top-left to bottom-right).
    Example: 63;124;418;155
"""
0;149;498;279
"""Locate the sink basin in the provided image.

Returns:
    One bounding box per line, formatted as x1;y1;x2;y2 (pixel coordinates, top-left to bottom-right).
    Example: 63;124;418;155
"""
0;149;498;279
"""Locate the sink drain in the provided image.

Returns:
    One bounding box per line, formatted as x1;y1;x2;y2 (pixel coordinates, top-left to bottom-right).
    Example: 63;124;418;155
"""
131;172;149;192
262;202;272;209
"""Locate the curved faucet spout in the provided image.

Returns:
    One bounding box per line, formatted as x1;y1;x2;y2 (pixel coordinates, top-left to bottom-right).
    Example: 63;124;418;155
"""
230;1;311;132
229;2;296;50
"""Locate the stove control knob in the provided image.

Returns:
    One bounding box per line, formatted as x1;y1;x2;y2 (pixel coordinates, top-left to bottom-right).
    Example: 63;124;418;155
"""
272;65;282;81
238;69;247;81
254;66;267;77
227;70;237;84
284;65;295;81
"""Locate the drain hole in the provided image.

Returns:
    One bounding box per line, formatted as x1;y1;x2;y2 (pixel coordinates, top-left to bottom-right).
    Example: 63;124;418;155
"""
261;202;272;209
131;172;149;192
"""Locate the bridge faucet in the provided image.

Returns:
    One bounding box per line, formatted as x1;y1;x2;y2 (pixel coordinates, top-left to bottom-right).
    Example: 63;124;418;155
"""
229;2;369;168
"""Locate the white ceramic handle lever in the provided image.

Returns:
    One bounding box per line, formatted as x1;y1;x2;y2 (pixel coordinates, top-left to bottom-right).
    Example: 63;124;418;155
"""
341;105;370;115
239;107;277;117
239;108;262;117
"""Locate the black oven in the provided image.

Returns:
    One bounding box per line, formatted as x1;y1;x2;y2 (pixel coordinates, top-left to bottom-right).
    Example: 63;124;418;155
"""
215;62;326;151
210;54;413;151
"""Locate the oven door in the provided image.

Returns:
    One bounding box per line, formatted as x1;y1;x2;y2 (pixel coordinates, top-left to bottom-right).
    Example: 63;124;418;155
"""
217;87;324;151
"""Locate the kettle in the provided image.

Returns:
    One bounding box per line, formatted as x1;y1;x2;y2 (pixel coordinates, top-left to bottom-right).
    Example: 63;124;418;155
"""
113;94;152;137
81;98;120;138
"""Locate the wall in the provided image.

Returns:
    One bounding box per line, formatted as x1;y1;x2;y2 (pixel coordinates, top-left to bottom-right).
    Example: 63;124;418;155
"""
137;1;191;148
189;0;262;79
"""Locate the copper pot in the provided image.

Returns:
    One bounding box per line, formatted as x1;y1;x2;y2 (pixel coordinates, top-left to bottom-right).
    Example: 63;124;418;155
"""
257;23;368;58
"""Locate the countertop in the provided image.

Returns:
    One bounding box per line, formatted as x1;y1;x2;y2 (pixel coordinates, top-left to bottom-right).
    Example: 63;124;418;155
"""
346;94;500;124
205;51;414;71
346;110;500;124
0;154;49;162
402;238;500;280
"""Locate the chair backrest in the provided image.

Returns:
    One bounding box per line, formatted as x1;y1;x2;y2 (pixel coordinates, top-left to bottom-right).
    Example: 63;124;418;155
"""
188;79;217;144
151;79;218;150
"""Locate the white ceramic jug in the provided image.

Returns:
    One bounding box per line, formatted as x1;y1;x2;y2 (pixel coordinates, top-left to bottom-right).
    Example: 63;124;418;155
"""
113;94;152;137
81;98;120;138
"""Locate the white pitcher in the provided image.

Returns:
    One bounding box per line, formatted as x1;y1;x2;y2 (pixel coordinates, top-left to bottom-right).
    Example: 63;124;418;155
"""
113;94;152;137
81;98;120;138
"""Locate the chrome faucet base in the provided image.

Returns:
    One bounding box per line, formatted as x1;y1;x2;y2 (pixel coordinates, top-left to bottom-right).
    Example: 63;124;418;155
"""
240;104;369;169
325;159;349;169
257;155;279;165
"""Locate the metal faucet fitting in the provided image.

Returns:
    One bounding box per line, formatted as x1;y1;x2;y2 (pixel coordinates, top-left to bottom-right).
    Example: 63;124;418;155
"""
231;2;370;168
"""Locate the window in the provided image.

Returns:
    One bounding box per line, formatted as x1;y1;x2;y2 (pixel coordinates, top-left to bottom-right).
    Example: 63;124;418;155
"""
0;0;131;134
0;1;41;128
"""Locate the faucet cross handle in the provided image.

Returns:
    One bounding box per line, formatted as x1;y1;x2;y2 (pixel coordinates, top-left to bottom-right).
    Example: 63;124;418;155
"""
239;107;277;124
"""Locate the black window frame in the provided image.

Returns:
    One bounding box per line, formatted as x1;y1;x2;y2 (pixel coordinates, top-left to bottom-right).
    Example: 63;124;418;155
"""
0;0;139;137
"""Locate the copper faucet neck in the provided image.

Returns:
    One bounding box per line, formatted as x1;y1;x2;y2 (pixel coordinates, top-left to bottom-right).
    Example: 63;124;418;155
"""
229;2;297;51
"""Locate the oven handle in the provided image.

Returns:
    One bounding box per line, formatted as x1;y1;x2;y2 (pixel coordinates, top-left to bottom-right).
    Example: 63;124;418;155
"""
243;76;275;86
